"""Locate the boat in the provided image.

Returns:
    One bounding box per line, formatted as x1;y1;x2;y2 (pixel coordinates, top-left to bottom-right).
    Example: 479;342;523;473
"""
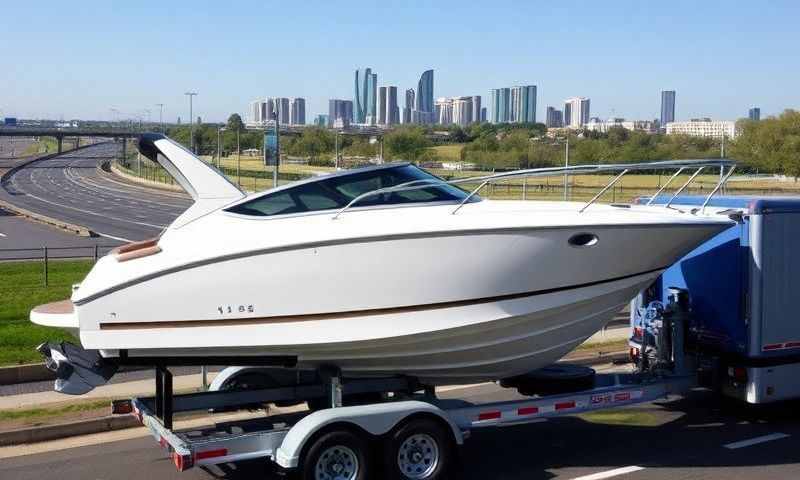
31;133;735;394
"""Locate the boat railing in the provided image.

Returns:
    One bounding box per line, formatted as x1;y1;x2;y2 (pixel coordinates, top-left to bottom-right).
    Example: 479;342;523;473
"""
331;158;736;220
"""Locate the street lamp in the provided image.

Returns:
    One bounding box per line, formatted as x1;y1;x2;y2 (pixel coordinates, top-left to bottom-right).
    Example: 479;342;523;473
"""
217;126;227;168
185;92;198;152
155;103;165;134
236;127;241;186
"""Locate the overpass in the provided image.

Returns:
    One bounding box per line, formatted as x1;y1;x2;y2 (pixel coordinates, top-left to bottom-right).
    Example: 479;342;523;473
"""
0;127;140;153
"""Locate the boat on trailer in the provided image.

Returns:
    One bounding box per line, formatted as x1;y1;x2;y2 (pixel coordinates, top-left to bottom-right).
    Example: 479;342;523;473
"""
32;133;735;393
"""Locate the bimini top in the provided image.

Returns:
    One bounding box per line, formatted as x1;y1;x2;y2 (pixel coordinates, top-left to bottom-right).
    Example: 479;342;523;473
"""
224;163;478;217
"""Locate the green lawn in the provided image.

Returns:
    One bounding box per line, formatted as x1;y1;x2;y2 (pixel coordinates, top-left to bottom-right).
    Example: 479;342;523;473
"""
430;143;465;161
0;260;93;365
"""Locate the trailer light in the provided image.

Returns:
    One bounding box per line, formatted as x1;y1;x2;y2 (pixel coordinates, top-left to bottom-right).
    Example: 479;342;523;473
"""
172;452;192;471
111;399;133;415
478;411;501;421
555;401;576;410
729;367;747;383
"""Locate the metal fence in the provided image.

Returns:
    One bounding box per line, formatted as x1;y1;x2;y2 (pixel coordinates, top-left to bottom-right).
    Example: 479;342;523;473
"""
0;244;119;286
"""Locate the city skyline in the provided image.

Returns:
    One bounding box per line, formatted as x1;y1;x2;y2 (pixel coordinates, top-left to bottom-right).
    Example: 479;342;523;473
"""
1;2;797;122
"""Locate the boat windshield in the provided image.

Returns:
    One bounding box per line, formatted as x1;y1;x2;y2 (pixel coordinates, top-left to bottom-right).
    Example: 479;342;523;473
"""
224;164;478;217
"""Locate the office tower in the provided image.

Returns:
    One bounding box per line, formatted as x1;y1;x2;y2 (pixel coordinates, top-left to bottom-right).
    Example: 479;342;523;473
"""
435;98;453;125
274;97;290;124
386;86;399;125
660;90;676;127
250;100;260;125
354;68;378;124
290;98;306;125
480;107;487;123
748;107;761;121
403;88;415;124
509;85;537;123
451;97;474;126
490;88;511;123
546;106;563;128
378;87;387;125
413;70;434;124
328;99;353;128
564;97;590;128
265;98;276;121
472;96;481;123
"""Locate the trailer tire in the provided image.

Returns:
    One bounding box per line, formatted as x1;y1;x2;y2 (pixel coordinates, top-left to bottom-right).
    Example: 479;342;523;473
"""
300;429;371;480
384;418;455;480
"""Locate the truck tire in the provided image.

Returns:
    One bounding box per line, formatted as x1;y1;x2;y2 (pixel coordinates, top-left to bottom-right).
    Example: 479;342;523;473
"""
384;418;455;480
301;430;371;480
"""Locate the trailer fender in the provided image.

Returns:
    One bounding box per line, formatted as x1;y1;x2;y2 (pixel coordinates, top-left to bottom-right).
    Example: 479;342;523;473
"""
275;400;463;469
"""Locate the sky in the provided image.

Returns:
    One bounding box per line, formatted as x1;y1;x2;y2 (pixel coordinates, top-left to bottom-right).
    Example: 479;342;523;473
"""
1;1;798;123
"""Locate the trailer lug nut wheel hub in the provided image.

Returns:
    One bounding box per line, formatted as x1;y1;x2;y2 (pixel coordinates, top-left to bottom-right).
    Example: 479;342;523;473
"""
397;433;439;479
315;446;358;480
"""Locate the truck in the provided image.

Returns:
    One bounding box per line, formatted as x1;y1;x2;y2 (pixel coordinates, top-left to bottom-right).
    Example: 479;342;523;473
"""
111;195;800;480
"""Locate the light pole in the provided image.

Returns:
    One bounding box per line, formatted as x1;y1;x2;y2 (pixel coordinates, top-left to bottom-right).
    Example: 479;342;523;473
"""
185;92;198;152
563;136;570;201
236;127;241;185
217;126;227;168
155;103;164;133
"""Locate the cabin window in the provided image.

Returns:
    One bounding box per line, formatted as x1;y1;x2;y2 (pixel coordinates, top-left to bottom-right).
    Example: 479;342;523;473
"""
224;164;478;217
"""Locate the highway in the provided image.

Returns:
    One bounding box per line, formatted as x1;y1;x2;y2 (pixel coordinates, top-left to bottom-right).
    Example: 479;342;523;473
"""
1;385;798;479
0;143;191;242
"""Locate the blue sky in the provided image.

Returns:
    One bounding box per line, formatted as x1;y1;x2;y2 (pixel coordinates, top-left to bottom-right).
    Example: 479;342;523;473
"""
1;1;797;123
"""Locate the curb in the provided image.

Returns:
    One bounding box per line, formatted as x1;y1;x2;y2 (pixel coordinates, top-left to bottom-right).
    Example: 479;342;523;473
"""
0;414;140;447
0;364;54;386
0;350;630;446
0;144;102;237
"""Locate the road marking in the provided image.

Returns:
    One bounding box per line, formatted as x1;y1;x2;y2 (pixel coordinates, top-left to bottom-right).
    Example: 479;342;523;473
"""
95;231;134;243
724;432;790;449
569;466;645;480
0;232;6;237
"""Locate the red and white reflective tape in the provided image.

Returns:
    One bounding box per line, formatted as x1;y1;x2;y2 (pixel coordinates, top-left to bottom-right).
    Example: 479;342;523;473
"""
763;341;800;351
471;389;643;426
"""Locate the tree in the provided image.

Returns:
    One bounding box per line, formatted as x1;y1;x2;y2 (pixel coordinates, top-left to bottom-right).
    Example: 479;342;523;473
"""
384;126;431;161
732;110;800;179
227;113;245;132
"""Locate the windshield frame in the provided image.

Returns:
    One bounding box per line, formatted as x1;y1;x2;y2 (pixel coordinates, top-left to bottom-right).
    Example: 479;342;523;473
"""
222;163;481;220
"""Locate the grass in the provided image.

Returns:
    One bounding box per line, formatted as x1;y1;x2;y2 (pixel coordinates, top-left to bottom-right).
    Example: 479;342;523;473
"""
0;260;93;366
578;409;662;427
0;399;109;423
430;143;465;161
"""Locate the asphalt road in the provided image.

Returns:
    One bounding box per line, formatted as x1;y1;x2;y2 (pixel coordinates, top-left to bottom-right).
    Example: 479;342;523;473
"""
1;386;798;480
0;143;191;242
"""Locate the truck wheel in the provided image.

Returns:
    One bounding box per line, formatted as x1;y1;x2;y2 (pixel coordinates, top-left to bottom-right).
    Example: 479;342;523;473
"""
301;430;371;480
385;418;454;480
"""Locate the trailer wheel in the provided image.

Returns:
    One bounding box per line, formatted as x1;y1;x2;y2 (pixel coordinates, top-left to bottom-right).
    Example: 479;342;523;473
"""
385;418;454;480
301;430;371;480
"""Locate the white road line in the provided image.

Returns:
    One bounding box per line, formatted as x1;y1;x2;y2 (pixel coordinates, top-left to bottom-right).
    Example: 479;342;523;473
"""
724;432;790;450
569;466;645;480
95;231;134;243
0;232;6;237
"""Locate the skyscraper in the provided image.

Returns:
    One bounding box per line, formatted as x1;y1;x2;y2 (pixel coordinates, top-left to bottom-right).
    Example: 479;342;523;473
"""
451;97;474;126
661;90;676;127
413;70;434;124
354;68;378;125
403;89;415;124
328;99;353;128
472;96;482;123
378;87;387;125
386;86;399;125
480;107;487;123
546;107;563;128
290;98;306;125
265;98;276;121
490;88;511;123
510;85;537;123
273;97;290;124
564;97;590;128
749;107;761;121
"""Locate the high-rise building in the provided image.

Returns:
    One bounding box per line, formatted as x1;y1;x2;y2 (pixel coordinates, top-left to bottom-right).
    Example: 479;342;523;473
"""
510;85;537;123
451;97;474;126
275;97;290;124
666;119;736;138
313;114;329;127
546;107;563;128
471;96;482;123
435;98;452;125
748;107;761;121
354;68;378;125
290;98;306;125
403;89;415;124
480;107;487;123
490;88;511;123
328;99;353;128
413;70;434;124
564;97;590;128
378;87;387;125
386;86;399;125
660;90;676;127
